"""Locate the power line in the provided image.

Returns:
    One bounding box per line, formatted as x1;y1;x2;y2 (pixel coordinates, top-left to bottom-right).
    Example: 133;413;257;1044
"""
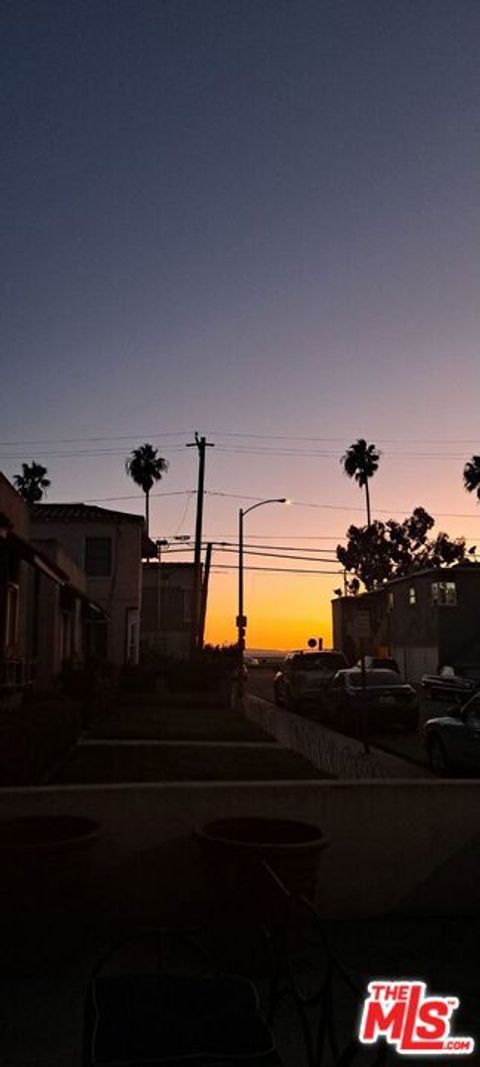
0;432;189;446
173;491;195;537
5;428;480;446
0;446;187;459
200;533;348;540
209;432;480;444
1;440;477;460
205;540;341;555
85;490;195;502
214;446;472;459
204;491;480;520
210;564;342;575
160;545;339;563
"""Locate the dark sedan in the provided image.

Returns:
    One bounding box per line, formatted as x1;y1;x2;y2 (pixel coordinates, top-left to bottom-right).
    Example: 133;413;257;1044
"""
424;692;480;775
326;668;419;734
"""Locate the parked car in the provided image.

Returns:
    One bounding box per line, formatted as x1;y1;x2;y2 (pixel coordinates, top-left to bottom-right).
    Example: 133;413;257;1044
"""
273;650;348;711
421;664;480;701
326;668;419;734
354;656;400;674
424;692;480;775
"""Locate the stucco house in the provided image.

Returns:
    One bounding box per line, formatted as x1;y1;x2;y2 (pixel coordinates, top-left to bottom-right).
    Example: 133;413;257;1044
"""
30;503;145;665
0;474;103;693
332;564;480;682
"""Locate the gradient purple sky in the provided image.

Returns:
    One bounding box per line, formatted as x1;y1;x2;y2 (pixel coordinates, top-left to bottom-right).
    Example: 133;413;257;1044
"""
2;1;480;647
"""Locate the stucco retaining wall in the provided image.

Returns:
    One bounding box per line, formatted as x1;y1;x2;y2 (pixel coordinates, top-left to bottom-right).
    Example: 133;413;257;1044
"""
1;778;480;916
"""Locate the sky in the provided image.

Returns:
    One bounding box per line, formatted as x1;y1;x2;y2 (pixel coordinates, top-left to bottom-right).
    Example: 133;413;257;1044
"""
2;0;480;650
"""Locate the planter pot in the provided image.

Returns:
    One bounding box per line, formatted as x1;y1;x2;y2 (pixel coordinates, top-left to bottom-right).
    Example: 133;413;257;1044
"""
0;814;100;964
196;816;327;909
196;818;327;962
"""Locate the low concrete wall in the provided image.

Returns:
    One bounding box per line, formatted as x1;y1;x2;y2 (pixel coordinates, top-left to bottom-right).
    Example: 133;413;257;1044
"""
244;695;429;779
1;778;480;916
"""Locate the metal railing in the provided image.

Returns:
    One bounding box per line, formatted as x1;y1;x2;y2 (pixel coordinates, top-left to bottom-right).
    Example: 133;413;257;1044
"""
0;658;37;690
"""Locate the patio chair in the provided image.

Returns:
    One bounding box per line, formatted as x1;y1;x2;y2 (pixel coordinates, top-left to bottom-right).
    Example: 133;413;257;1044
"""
246;863;391;1067
82;926;281;1067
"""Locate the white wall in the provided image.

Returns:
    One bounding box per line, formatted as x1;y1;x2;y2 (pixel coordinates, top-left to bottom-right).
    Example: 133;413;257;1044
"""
392;645;438;683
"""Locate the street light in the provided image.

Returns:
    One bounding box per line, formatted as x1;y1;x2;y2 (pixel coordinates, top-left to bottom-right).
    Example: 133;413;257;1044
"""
237;498;289;703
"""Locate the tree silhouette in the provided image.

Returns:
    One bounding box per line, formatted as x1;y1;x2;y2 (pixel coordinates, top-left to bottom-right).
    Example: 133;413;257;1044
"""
13;461;50;504
337;507;466;591
341;439;380;527
125;443;169;536
463;455;480;503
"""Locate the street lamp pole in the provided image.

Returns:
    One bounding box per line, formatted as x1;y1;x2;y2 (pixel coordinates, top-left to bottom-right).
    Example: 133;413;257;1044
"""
237;498;287;704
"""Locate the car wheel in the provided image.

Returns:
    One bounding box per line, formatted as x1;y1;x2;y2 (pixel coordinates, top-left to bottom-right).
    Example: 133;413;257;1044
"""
274;685;284;707
285;691;297;713
428;735;450;776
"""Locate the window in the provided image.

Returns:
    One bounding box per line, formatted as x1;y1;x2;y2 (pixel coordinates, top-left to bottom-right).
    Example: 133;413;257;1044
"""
431;581;457;607
348;670;402;688
86;618;108;659
408;587;416;606
85;537;112;577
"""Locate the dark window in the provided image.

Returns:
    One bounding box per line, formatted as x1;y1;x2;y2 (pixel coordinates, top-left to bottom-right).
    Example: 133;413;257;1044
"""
86;619;108;659
291;652;347;672
85;537;112;577
348;670;403;688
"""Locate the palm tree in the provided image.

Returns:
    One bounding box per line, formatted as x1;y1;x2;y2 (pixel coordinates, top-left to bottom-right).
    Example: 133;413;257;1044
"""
125;443;169;536
341;439;380;527
13;461;50;504
463;455;480;503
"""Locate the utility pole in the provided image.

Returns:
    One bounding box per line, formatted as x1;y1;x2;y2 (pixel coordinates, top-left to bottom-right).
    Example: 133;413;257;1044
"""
198;542;212;651
186;433;214;653
155;539;169;650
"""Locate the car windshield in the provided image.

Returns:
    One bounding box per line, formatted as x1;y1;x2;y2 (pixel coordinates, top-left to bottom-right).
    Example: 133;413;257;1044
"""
348;670;403;688
291;653;345;672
